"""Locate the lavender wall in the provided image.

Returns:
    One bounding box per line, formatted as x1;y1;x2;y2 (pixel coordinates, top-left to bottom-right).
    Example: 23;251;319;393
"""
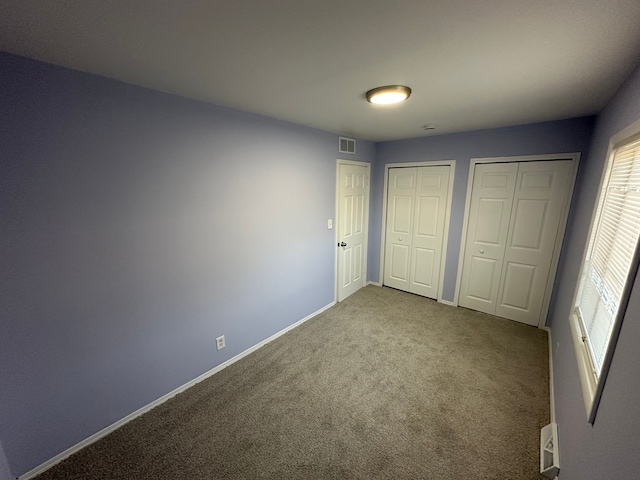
547;62;640;479
0;52;374;477
371;118;595;301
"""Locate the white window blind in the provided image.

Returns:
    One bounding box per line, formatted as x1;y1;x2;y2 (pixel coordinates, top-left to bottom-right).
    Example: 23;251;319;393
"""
576;135;640;375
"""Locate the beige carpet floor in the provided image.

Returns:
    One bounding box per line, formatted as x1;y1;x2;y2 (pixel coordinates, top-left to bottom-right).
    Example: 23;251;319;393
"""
36;286;550;479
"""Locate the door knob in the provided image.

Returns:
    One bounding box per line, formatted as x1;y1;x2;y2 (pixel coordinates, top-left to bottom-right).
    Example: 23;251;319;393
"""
479;249;485;254
339;242;347;247
398;237;403;241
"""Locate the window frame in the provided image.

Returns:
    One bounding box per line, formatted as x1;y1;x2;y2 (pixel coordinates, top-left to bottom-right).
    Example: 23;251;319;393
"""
570;118;640;423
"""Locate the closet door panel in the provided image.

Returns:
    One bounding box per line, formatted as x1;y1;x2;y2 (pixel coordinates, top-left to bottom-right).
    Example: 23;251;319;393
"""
409;166;450;298
459;163;518;314
383;168;416;291
495;160;572;325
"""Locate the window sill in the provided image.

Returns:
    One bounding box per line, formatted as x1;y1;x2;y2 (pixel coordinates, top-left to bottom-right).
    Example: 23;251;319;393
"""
569;312;598;419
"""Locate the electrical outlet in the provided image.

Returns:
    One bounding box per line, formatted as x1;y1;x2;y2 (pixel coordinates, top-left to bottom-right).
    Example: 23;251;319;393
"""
327;219;333;229
216;335;225;351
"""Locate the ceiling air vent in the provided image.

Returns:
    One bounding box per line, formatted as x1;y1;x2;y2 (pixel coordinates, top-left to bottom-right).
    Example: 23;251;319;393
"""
339;137;356;154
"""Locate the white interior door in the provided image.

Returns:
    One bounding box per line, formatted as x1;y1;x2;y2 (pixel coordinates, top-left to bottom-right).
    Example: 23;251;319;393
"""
459;160;572;326
337;163;369;302
384;165;450;299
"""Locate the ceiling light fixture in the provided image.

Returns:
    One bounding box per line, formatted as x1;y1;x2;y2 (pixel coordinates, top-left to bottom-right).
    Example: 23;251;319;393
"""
366;85;412;105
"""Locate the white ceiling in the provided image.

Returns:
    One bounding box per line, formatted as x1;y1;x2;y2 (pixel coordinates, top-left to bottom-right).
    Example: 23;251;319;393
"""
2;1;640;142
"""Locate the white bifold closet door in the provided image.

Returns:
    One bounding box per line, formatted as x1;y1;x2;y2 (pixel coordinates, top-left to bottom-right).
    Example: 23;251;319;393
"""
458;160;571;326
384;165;450;299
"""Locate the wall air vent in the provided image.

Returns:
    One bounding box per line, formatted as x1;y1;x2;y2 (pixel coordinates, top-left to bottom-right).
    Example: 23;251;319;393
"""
339;137;356;154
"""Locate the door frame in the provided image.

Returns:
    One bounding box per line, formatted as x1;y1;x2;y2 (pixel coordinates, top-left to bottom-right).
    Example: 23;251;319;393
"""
378;160;456;303
335;159;371;302
453;153;581;328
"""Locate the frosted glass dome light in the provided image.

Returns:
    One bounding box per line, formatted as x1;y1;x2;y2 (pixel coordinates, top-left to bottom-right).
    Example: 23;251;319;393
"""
366;85;412;104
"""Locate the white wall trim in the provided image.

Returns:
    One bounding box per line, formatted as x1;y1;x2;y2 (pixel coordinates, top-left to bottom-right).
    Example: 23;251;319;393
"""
17;301;336;480
438;299;456;307
569;311;598;416
543;326;560;473
367;281;382;287
453;152;580;328
439;162;456;301
542;326;556;424
378;160;456;303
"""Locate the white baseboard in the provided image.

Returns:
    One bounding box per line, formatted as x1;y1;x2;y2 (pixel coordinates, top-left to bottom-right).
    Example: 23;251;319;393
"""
542;326;556;424
540;329;559;480
367;281;382;287
18;301;336;480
